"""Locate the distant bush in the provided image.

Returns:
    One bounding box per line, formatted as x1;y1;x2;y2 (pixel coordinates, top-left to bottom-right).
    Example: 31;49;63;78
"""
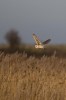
5;29;21;48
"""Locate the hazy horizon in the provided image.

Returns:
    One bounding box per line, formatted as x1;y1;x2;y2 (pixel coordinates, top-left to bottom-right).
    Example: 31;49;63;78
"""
0;0;66;44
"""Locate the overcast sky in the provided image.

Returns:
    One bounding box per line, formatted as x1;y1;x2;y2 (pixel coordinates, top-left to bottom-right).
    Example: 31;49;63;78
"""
0;0;66;44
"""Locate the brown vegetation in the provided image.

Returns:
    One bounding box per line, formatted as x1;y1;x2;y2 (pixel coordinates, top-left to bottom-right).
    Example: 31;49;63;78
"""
0;44;66;58
0;52;66;100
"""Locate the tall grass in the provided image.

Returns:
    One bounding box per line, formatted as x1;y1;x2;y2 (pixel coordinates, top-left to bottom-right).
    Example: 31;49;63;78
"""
0;52;66;100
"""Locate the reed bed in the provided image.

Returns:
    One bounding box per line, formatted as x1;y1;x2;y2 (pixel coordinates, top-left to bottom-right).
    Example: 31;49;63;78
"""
0;52;66;100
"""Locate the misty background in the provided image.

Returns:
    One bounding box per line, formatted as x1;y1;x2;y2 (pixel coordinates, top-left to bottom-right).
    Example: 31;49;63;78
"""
0;0;66;44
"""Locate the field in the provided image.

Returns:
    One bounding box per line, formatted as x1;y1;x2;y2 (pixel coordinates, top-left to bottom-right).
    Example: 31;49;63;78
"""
0;45;66;100
0;44;66;58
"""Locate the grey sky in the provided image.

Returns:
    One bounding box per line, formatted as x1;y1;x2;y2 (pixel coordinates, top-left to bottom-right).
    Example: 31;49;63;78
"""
0;0;66;44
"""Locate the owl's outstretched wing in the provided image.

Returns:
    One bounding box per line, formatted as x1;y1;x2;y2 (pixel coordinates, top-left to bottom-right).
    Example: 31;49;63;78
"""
32;33;42;45
42;39;51;44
